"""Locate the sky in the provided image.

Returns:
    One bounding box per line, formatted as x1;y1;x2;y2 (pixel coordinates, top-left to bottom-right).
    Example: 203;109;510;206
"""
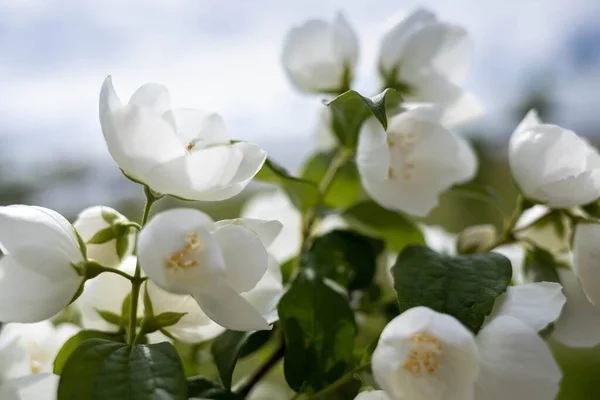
1;0;600;179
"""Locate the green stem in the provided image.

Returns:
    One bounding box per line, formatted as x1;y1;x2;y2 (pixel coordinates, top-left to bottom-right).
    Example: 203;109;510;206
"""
94;264;136;281
298;148;352;257
127;187;159;345
237;341;285;397
304;362;371;400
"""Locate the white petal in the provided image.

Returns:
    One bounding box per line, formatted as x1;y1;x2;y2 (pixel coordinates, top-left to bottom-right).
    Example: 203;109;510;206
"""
439;90;485;127
146;280;224;344
421;225;457;255
354;390;392;400
0;206;82;264
514;109;542;135
333;13;359;69
0;332;30;381
379;8;437;74
572;222;600;306
7;373;59;400
99;77;185;182
77;256;138;332
212;224;268;293
193;278;270;331
165;108;230;149
552;269;600;347
241;255;284;324
128;82;171;115
74;206;134;267
475;316;561;400
372;306;478;400
534;170;600;208
213;218;283;249
357;108;477;217
491;244;526;285
0;256;82;323
138;209;226;295
241;190;302;263
490;282;565;331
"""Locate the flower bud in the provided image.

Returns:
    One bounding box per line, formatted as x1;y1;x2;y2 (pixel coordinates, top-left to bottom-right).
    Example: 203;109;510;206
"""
457;224;497;254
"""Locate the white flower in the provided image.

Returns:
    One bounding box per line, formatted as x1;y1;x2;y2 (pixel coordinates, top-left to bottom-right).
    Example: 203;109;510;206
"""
76;256;141;333
282;13;358;94
0;374;59;400
457;224;497;254
509;109;600;208
552;268;600;347
571;222;600;306
138;208;283;331
378;8;483;126
371;283;564;400
354;390;390;400
73;206;135;267
99;77;266;201
513;205;570;253
0;321;79;375
0;205;85;323
356;106;477;217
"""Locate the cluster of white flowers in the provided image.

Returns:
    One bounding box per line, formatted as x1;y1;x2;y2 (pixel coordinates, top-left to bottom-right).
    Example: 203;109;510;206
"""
1;5;600;400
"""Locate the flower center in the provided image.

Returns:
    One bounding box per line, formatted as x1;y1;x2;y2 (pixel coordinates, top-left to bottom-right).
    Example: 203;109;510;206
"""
31;360;42;374
402;331;446;377
387;131;416;180
164;232;203;271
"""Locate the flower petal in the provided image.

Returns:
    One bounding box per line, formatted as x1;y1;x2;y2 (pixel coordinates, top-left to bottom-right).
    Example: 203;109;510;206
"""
241;255;284;324
372;306;478;400
552;269;600;347
128;82;171;115
490;282;565;331
354;390;392;400
8;373;59;400
572;222;600;306
138;209;226;295
146;280;224;344
475;316;561;400
211;224;268;293
166;108;230;149
213;218;283;249
193;278;270;331
534;169;600;208
0;256;81;323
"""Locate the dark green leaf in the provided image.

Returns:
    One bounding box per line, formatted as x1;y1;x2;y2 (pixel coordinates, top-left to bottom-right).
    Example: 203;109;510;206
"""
54;331;125;375
154;312;187;329
392;246;512;333
342;201;424;252
255;158;319;212
307;230;384;290
278;271;357;391
87;227;116;245
116;235;129;261
523;247;561;283
57;339;186;400
187;376;238;399
211;330;272;390
326;88;401;148
280;258;297;284
582;201;600;219
301;151;365;208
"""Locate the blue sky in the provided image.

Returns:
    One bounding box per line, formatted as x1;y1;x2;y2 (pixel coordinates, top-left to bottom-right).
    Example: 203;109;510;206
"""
1;0;600;174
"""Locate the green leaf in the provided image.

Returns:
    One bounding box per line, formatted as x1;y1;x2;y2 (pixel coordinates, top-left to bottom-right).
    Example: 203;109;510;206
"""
326;88;401;148
154;312;187;328
342;201;424;252
116;235;129;261
523;247;561;283
450;183;505;219
301;151;365;209
255;158;319;212
211;330;272;390
87;227;116;245
101;207;120;224
95;309;122;327
392;246;512;333
187;376;238;399
57;339;187;400
582;201;600;219
280;258;297;284
53;330;125;375
307;230;384;291
278;271;357;391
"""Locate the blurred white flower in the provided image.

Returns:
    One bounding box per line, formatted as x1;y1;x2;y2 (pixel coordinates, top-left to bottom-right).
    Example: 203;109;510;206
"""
74;206;135;267
356;106;477;217
372;285;564;400
509;109;600;208
513;205;570;253
76;256;141;332
282;13;358;94
457;224;497;254
552;268;600;348
0;205;85;323
138;208;283;331
0;373;59;400
571;222;600;306
354;390;390;400
99;77;266;201
378;8;483;126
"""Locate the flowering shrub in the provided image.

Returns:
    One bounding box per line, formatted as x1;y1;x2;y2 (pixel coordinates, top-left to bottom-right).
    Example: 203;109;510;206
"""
1;7;599;400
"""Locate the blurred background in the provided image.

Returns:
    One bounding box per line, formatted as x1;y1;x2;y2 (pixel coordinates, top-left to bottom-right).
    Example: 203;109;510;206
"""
1;0;600;398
